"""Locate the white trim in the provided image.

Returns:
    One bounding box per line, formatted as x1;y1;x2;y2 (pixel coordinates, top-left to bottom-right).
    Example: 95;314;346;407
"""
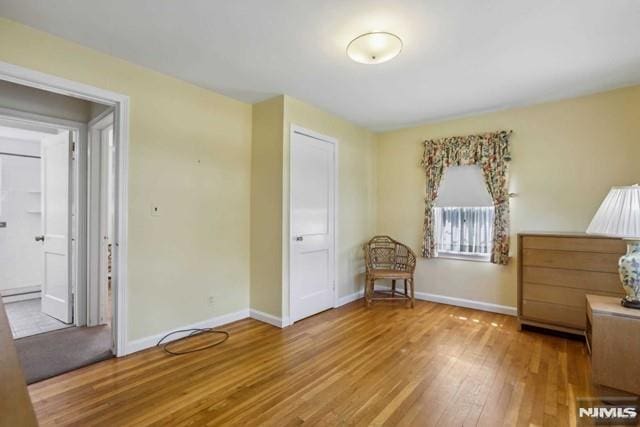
0;285;41;297
0;61;131;357
2;292;41;303
376;284;515;315
287;124;339;326
415;291;516;316
336;289;364;307
88;107;114;128
113;97;130;357
434;253;491;263
86;111;114;327
0;61;129;106
0;107;86;131
372;286;517;316
249;309;286;328
328;286;516;316
281;315;291;326
124;309;250;355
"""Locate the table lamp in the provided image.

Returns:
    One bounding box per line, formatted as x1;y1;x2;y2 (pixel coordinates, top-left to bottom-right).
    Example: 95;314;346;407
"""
587;185;640;308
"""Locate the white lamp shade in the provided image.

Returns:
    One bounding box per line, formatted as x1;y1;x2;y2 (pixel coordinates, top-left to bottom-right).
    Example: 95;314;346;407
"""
586;185;640;238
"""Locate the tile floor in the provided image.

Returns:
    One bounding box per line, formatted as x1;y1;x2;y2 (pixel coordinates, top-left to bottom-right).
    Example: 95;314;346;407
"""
4;298;71;339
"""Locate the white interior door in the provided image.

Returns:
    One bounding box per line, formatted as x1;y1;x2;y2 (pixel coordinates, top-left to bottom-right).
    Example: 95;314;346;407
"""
40;130;72;324
290;129;335;323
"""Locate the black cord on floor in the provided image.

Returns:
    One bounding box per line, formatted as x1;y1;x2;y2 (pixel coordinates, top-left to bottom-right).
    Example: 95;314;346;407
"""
156;328;229;356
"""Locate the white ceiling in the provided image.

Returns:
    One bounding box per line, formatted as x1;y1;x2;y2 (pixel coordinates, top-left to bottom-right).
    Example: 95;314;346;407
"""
1;0;639;131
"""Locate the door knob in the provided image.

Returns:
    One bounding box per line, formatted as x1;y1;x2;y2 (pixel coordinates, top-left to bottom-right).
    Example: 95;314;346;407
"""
35;235;45;242
295;236;304;241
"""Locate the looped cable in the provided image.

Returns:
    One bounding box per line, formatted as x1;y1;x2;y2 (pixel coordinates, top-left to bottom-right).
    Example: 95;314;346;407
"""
156;328;229;356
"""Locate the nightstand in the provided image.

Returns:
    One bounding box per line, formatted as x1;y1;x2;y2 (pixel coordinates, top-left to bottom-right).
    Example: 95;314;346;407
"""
586;294;640;395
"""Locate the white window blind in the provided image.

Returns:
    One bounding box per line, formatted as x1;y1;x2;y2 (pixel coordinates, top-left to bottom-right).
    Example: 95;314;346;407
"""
435;165;493;207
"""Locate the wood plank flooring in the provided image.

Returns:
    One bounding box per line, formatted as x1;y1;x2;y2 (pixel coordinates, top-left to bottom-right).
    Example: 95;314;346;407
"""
29;300;600;426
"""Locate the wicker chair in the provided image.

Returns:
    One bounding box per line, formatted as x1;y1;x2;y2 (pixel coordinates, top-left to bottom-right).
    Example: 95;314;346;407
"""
363;236;416;308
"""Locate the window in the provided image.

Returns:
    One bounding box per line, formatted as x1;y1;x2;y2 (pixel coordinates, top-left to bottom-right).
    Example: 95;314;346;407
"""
434;206;494;259
433;165;494;261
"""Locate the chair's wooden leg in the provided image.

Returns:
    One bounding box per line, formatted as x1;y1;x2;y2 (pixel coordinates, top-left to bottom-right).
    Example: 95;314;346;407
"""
391;279;396;297
364;278;369;307
404;279;408;296
366;278;372;307
410;277;415;308
363;275;367;306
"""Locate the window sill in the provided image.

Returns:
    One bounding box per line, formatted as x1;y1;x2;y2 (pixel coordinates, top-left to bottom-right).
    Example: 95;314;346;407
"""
435;252;491;263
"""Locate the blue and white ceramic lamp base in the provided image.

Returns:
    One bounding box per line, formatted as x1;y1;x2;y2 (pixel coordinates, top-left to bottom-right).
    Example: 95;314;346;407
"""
619;241;640;309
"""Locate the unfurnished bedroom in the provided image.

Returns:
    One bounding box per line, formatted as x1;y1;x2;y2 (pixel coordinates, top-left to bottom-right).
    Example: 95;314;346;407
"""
0;1;638;426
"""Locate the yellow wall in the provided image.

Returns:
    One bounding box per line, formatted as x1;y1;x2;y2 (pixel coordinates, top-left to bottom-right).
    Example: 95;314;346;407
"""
248;95;377;319
283;96;377;317
376;86;640;308
0;18;253;341
250;96;284;316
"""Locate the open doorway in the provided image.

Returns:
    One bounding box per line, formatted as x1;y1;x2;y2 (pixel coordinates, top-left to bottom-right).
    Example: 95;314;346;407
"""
0;121;77;337
0;70;128;382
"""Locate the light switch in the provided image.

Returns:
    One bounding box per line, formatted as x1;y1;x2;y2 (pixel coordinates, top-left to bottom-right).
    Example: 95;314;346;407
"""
151;205;160;217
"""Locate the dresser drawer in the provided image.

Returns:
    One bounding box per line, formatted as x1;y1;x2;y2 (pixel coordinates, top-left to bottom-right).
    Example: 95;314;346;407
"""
522;236;626;254
522;266;623;293
521;299;585;329
523;282;621;309
522;249;620;273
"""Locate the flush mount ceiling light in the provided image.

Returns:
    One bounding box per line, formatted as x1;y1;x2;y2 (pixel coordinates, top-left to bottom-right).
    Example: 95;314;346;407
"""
347;32;403;64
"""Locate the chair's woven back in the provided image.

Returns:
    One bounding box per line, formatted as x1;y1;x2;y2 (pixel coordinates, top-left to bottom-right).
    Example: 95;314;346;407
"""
363;236;416;273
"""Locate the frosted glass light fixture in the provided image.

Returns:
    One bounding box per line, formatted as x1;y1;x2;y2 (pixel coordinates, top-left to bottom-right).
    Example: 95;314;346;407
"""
347;32;402;64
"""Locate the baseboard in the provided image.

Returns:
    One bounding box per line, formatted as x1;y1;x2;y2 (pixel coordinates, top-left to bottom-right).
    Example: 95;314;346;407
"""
375;286;516;316
336;289;364;307
0;285;41;296
1;286;41;303
124;308;250;355
122;289;515;356
415;291;516;316
1;291;41;303
249;309;286;328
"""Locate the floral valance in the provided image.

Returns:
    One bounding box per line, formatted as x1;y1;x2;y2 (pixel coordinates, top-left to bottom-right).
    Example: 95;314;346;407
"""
421;130;512;264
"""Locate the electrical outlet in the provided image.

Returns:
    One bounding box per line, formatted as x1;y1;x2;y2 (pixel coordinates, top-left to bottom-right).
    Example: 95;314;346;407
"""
151;204;160;217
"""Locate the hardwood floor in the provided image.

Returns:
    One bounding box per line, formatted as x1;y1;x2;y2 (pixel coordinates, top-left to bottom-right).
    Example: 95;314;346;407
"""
29;300;599;426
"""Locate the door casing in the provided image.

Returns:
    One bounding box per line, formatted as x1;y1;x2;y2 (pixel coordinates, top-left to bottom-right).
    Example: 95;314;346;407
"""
287;125;338;326
87;110;114;327
0;61;130;356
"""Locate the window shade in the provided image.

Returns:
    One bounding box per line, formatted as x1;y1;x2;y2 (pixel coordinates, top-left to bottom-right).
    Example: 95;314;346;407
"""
434;165;493;207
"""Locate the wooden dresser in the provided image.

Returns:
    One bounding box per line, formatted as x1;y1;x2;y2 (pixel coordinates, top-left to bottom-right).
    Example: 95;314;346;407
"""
517;232;626;335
